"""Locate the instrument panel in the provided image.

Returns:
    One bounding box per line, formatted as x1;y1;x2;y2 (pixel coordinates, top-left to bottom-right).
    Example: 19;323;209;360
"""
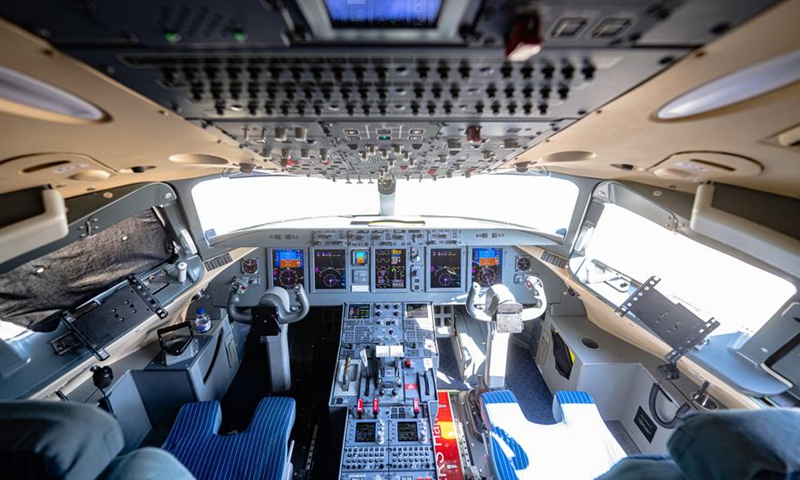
220;228;541;307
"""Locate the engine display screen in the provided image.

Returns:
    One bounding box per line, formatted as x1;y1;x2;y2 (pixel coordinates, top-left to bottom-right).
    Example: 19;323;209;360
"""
324;0;442;28
430;248;462;289
355;422;377;443
472;248;503;287
348;304;371;319
272;249;305;288
397;421;419;442
314;249;346;290
375;248;407;289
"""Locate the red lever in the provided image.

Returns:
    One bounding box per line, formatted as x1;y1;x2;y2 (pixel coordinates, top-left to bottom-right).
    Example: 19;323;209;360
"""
356;398;364;418
405;358;412;368
413;397;420;415
372;397;380;416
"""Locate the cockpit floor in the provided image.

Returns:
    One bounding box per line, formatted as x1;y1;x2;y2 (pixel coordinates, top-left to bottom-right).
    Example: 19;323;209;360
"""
436;338;555;424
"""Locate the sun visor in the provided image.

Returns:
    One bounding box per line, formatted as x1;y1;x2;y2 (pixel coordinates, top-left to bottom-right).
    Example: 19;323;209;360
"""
0;209;172;331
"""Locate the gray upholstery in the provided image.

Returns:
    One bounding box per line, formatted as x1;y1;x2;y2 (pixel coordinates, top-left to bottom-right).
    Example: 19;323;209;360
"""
597;457;684;480
0;400;124;480
668;409;800;479
99;447;195;480
600;408;800;480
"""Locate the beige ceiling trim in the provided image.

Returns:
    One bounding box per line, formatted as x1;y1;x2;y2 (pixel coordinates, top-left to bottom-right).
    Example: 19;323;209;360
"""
510;0;800;199
0;20;279;199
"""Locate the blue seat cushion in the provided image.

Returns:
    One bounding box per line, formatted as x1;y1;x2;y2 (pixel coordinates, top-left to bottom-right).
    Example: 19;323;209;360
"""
0;400;124;480
668;408;800;479
163;397;295;480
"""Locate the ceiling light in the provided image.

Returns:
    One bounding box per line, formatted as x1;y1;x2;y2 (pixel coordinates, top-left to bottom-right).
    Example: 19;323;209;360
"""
657;49;800;120
0;65;107;123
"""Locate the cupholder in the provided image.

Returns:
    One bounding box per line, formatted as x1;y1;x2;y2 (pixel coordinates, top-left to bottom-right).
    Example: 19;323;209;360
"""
580;337;600;350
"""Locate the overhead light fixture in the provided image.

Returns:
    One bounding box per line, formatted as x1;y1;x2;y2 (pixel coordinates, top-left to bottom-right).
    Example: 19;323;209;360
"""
0;65;107;123
657;48;800;120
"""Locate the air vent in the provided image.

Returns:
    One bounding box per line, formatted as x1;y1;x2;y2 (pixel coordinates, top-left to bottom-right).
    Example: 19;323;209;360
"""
203;252;232;271
540;251;568;269
551;18;588;38
592;18;631;38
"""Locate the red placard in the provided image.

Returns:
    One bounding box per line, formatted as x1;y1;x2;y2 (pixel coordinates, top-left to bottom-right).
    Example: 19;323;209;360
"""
433;392;464;480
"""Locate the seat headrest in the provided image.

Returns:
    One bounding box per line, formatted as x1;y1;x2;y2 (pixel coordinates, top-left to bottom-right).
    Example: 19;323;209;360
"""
0;400;124;480
668;408;800;479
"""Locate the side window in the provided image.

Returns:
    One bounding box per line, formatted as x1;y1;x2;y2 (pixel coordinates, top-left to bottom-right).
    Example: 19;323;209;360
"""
572;201;795;339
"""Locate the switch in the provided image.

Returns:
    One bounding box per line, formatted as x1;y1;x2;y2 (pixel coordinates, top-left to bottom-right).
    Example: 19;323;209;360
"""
405;358;412;368
372;397;380;416
356;398;364;418
413;397;420;416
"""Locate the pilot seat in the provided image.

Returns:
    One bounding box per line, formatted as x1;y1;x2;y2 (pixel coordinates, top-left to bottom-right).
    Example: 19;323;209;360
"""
163;396;296;480
481;389;626;480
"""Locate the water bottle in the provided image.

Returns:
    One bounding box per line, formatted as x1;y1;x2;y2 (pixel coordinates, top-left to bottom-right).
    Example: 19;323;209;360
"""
194;308;211;334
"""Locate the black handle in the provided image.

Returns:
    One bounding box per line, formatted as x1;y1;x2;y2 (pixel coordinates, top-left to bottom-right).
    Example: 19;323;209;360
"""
157;321;194;356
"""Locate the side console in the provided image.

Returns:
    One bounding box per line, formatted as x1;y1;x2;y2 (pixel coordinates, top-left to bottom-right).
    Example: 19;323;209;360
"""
331;302;439;480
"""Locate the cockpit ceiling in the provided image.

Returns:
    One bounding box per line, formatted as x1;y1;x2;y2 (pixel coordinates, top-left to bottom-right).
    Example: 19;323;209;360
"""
0;0;796;199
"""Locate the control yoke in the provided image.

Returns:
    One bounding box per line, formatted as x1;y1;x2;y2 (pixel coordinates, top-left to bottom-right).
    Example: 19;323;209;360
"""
465;275;547;390
227;282;310;324
466;275;547;324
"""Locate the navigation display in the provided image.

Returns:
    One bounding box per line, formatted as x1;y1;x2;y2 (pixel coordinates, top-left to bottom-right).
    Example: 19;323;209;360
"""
472;248;503;288
272;249;305;288
374;248;407;289
314;249;347;290
430;248;462;289
397;421;419;442
355;422;376;443
324;0;443;28
348;304;371;319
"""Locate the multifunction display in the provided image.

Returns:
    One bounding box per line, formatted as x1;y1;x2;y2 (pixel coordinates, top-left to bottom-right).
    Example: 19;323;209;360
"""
355;422;376;443
397;421;419;442
314;249;347;290
272;249;304;288
429;248;462;289
375;248;407;289
472;247;503;288
348;304;371;319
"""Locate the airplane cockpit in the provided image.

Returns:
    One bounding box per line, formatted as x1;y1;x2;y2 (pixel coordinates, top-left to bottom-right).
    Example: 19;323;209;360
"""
0;1;799;479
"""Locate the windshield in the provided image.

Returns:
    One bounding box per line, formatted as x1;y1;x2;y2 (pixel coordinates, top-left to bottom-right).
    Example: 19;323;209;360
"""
192;172;579;238
192;175;380;238
394;173;578;235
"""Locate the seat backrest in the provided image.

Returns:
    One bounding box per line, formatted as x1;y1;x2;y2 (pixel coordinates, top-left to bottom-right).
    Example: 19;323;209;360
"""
0;400;125;480
601;408;800;480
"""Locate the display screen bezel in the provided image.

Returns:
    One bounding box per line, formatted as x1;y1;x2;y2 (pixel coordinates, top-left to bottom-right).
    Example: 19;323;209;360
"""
270;248;306;289
396;421;420;442
428;247;466;292
311;248;348;292
471;247;504;288
323;0;443;29
372;247;409;291
355;422;377;443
